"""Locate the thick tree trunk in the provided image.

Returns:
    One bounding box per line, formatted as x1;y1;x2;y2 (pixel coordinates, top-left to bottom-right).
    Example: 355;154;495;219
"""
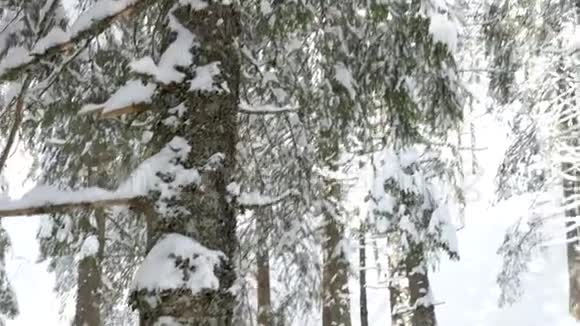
406;245;436;326
321;195;351;326
73;209;105;326
74;255;101;326
131;3;240;326
319;127;351;326
73;157;107;326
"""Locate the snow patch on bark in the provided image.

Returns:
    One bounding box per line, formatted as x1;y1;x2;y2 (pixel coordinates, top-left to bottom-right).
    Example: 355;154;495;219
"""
132;233;223;293
77;235;99;261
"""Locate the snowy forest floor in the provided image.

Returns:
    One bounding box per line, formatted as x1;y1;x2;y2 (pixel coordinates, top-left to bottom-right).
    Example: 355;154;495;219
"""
3;115;579;325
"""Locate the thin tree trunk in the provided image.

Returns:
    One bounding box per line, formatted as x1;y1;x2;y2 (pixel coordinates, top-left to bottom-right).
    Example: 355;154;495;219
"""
257;209;272;326
131;3;240;325
568;1;580;319
563;163;580;319
387;238;406;326
359;228;368;326
557;3;580;313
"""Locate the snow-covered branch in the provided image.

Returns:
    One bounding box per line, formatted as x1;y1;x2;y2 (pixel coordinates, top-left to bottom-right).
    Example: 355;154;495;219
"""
238;189;299;208
0;0;147;81
0;136;198;218
239;102;298;115
0;186;144;218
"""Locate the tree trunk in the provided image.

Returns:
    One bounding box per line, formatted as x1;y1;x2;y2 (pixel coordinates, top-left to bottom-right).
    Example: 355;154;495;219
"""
319;123;351;326
557;5;580;313
73;209;105;326
131;3;240;326
74;252;101;326
387;238;406;326
73;157;107;326
567;2;580;319
257;209;272;326
359;228;368;326
406;245;436;326
563;163;580;319
321;192;351;326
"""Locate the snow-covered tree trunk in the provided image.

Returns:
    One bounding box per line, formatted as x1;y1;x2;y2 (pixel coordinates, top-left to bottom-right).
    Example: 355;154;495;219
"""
73;164;107;326
322;209;351;326
73;210;104;326
559;66;580;320
406;245;436;326
387;237;406;326
566;2;580;319
130;3;240;325
563;162;580;319
321;172;351;326
556;5;580;313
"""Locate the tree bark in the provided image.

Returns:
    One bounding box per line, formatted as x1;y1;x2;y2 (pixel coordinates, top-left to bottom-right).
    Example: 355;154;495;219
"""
321;182;351;326
563;163;580;319
257;209;272;326
317;124;351;326
387;238;406;326
557;5;580;313
406;245;436;326
567;1;580;319
359;228;368;326
73;209;105;326
131;3;240;326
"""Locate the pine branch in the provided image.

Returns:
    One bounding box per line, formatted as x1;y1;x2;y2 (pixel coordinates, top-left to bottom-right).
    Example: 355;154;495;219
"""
0;0;149;81
0;80;29;177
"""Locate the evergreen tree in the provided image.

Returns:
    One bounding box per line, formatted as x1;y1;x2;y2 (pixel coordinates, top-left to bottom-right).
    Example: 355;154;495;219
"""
0;175;17;326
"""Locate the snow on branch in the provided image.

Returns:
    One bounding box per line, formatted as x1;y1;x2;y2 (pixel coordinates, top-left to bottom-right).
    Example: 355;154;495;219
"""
239;101;298;115
129;13;196;85
238;189;299;207
227;183;299;208
79;79;156;118
0;137;199;218
0;186;143;218
0;0;147;81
